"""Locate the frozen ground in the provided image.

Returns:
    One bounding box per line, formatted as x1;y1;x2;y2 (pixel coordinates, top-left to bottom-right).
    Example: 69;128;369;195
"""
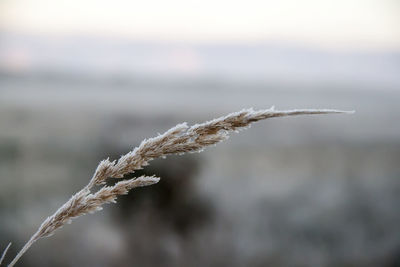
0;73;399;266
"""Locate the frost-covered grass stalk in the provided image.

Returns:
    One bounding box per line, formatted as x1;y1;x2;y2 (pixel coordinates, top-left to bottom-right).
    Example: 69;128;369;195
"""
0;243;11;266
3;107;352;266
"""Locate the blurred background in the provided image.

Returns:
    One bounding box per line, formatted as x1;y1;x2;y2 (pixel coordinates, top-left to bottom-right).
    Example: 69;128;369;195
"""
1;0;400;266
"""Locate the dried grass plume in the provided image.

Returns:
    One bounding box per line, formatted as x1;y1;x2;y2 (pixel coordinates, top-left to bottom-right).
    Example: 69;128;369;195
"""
4;107;353;266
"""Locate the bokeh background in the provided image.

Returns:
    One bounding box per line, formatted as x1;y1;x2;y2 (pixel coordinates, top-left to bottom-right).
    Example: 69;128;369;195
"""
1;0;400;266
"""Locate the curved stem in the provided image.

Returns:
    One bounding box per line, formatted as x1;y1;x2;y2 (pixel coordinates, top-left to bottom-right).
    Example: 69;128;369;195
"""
8;233;39;267
0;243;11;266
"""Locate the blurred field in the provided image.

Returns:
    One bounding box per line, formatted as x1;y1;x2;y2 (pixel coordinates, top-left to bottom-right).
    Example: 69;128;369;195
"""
1;72;399;266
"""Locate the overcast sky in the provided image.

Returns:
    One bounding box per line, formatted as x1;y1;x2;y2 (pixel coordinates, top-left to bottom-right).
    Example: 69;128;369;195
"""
1;0;399;50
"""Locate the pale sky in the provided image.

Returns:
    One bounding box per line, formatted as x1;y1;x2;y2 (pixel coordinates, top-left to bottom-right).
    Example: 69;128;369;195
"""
1;0;399;49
